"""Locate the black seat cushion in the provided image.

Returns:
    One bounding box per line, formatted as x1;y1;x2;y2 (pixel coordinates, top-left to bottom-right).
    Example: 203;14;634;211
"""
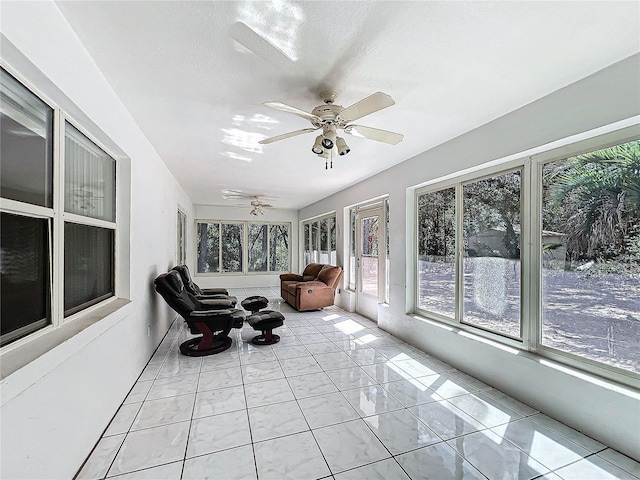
247;310;284;331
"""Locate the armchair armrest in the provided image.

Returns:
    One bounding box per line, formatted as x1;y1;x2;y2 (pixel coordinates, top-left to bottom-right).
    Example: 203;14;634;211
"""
280;273;303;281
191;309;233;317
199;298;235;309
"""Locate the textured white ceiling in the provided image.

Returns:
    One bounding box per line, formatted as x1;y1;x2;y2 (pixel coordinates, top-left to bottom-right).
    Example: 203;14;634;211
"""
55;1;639;210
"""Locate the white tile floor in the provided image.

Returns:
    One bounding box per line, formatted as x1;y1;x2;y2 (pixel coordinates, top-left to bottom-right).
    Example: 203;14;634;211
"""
77;287;640;480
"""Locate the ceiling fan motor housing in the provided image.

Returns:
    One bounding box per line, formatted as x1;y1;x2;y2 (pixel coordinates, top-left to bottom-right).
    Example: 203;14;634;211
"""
311;104;344;126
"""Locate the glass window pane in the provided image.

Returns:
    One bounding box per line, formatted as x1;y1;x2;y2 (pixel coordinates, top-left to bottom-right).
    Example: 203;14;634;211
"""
64;222;114;316
177;210;187;265
361;216;379;296
386;200;390;302
329;216;336;265
311;221;319;263
463;170;522;338
541;140;640;373
222;223;243;273
0;68;54;207
417;187;456;318
248;223;268;272
320;219;329;263
349;209;356;289
1;212;51;346
64;123;116;222
304;223;311;266
269;224;289;271
197;222;219;273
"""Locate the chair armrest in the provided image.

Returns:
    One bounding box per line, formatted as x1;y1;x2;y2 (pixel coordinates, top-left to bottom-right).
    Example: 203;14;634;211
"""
280;273;303;281
199;298;235;309
196;294;228;300
190;309;233;317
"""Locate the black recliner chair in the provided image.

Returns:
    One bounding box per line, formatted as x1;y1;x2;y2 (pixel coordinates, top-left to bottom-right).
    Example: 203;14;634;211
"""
172;265;231;298
154;270;244;356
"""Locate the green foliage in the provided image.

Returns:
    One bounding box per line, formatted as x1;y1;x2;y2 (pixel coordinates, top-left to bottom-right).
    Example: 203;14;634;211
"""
544;140;640;262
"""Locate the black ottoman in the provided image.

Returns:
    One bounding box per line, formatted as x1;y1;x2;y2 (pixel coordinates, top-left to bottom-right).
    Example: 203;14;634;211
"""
247;310;285;345
241;295;269;314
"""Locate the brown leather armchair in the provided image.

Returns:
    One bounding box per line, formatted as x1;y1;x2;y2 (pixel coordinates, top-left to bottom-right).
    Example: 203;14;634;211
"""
280;263;343;311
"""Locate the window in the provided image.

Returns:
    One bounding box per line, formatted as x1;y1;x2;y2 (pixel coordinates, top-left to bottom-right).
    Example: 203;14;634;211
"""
0;67;119;347
540;141;639;373
415;135;639;385
196;221;290;274
462;171;522;338
63;122;116;316
302;213;336;267
417;188;456;318
177;210;187;265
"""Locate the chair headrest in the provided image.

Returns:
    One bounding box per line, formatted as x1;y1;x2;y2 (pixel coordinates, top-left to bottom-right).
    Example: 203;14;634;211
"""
171;265;200;295
154;270;184;295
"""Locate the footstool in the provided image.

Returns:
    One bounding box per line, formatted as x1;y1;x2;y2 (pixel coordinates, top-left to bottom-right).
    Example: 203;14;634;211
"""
241;295;269;314
247;310;285;345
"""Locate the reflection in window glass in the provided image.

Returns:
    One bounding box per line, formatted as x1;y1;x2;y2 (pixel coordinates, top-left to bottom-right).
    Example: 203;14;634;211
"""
248;224;268;272
269;224;289;271
64;222;114;316
463;170;522;338
0;213;51;346
0;68;54;207
222;224;243;273
64;123;116;222
541;141;640;373
417;188;456;318
197;222;220;273
304;223;311;266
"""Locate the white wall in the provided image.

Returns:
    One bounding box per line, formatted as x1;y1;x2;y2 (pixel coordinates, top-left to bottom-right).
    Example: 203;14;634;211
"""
0;2;193;478
193;204;299;288
300;54;640;461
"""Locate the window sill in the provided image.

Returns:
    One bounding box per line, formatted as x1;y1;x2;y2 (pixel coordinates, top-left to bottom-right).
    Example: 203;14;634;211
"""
0;298;131;402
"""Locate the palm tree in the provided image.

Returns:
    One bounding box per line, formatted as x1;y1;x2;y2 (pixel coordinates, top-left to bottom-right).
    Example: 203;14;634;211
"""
544;140;640;260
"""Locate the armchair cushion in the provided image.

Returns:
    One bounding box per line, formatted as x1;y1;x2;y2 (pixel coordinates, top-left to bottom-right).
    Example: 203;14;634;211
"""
316;265;342;288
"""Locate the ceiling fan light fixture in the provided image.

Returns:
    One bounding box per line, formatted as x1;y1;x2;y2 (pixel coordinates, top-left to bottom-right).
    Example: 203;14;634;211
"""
321;129;336;150
336;136;350;156
311;135;324;154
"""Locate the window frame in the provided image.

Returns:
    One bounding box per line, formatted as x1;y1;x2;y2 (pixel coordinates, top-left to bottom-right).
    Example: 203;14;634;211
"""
413;125;640;387
0;65;121;351
301;212;337;267
195;220;291;275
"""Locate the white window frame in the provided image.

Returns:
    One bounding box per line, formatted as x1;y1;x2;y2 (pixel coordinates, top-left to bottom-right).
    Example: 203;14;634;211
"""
0;65;121;352
196;220;291;275
301;212;336;267
413;124;640;388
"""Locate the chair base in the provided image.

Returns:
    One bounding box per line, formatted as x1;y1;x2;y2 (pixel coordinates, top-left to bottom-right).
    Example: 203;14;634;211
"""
179;336;232;356
251;331;280;345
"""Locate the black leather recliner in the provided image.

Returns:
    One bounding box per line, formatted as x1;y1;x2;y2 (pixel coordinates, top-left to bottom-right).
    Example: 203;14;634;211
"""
154;270;244;356
172;265;231;298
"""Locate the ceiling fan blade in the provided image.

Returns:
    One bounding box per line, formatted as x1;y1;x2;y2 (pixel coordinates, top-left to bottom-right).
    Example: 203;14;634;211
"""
259;127;319;145
339;92;395;122
262;102;322;122
345;125;404;145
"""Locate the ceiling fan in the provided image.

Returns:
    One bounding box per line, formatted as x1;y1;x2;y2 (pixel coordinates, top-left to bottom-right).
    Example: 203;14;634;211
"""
258;91;403;166
222;189;278;216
